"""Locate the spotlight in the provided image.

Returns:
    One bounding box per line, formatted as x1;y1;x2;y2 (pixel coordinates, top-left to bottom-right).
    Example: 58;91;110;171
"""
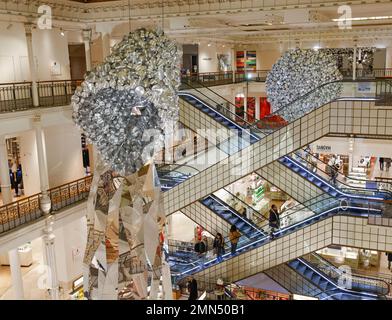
207;43;211;47
313;45;321;51
60;28;65;36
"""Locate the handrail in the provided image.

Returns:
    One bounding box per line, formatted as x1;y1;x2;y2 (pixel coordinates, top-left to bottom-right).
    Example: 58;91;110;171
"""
217;187;268;223
37;79;84;84
0;175;93;234
0;81;33;86
171;193;384;275
299;254;388;298
286;151;392;199
308;252;391;294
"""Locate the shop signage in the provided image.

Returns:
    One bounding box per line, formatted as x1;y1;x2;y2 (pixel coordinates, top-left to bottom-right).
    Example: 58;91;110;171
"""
202;57;212;60
316;145;332;152
357;82;371;92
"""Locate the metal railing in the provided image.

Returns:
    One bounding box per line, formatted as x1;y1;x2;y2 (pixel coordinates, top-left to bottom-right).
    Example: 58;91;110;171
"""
0;82;33;113
0;67;391;114
37;79;83;107
303;253;390;296
0;175;92;234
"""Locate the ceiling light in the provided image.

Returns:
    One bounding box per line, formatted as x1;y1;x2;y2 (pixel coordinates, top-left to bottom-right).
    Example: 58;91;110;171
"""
207;43;211;47
60;28;65;36
332;15;392;22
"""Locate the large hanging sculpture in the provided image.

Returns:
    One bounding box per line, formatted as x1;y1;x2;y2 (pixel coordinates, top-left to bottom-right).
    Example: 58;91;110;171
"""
266;48;343;122
72;28;182;300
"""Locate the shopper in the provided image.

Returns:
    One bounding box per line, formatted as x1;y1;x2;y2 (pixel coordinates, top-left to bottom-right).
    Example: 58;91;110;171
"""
331;162;340;185
194;239;206;254
385;158;391;172
386;252;392;270
187;277;198;300
269;204;280;239
214;278;225;300
213;233;225;262
229;225;241;255
380;157;384;171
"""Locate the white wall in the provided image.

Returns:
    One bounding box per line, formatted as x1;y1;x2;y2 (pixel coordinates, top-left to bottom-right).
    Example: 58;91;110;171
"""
32;28;71;81
44;124;85;188
312;137;392;158
198;43;232;73
54;216;87;289
0;22;71;83
0;22;29;82
168;212;197;242
19;130;41;196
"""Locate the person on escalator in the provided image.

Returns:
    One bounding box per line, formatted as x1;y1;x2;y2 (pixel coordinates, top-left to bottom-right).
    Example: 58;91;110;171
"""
269;204;280;239
385;158;391;172
213;233;225;262
386;252;392;270
379;157;385;171
229;225;241;255
187;277;198;300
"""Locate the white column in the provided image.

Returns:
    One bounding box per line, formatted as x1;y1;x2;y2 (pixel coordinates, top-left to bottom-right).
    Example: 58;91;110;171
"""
352;45;357;81
386;47;392;69
244;85;248;122
42;215;60;299
255;96;260;120
101;32;111;60
0;136;12;204
33;115;51;213
24;23;39;107
348;136;355;172
82;29;92;72
8;248;24;299
231;48;236;83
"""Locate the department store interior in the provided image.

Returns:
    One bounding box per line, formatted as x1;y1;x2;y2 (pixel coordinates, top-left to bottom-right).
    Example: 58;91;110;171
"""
0;0;391;301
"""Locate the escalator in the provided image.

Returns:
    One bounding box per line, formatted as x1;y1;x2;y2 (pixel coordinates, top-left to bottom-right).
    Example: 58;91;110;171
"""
161;78;390;213
167;197;389;300
178;79;392;203
168;193;382;279
287;252;390;300
280;151;392;201
172;185;389;300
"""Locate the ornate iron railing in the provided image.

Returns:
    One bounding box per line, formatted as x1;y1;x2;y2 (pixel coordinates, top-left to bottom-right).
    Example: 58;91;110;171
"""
0;175;93;234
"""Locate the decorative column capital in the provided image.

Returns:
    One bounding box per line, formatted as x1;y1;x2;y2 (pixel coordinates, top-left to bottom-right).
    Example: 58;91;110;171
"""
82;29;92;42
24;23;35;37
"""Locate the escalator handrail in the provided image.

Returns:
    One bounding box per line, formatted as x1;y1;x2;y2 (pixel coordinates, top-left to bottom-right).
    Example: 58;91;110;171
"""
297;257;382;299
218;187;269;223
203;194;266;234
181;78;387;134
178;91;260;141
171;195;381;272
284;154;391;201
172;201;380;278
310;252;391;294
168;79;391;194
293;149;392;198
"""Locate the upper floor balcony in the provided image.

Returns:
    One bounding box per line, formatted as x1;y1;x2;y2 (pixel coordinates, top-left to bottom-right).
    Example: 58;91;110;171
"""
0;68;391;115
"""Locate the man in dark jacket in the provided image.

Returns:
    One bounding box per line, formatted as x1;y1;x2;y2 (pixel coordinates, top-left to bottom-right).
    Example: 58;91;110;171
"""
269;204;280;239
387;252;392;270
188;277;198;300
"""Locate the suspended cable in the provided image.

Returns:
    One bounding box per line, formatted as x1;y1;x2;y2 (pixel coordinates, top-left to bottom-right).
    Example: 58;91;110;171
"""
128;0;131;32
